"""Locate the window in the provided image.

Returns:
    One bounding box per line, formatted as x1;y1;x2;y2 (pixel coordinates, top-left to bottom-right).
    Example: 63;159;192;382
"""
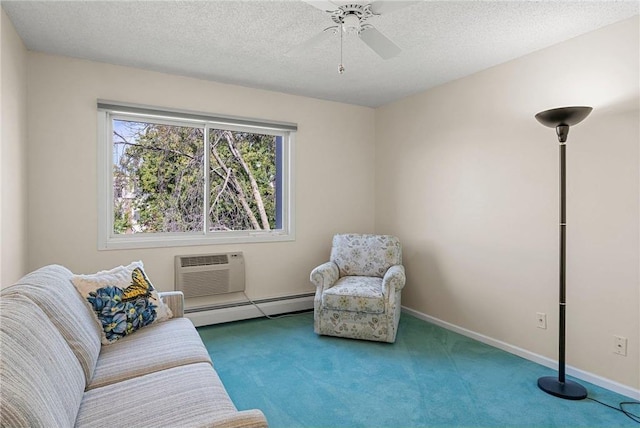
98;101;295;249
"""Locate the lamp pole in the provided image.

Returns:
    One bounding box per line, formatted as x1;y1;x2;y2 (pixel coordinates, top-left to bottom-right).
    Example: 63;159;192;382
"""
534;106;592;400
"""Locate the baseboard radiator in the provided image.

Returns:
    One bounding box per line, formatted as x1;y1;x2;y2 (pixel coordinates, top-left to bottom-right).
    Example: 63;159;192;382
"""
184;293;315;327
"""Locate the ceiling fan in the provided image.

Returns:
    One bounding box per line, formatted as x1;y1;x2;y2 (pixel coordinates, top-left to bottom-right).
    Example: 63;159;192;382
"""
289;1;415;73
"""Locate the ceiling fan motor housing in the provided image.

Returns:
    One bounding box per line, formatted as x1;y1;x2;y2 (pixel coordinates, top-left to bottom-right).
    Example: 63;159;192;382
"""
331;4;376;34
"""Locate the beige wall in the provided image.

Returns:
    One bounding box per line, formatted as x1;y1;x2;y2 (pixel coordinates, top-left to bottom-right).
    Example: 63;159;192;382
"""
7;10;638;392
375;16;639;389
1;9;28;286
26;53;376;300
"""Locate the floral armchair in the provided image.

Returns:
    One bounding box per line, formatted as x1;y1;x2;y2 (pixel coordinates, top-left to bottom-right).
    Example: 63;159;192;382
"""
310;234;406;343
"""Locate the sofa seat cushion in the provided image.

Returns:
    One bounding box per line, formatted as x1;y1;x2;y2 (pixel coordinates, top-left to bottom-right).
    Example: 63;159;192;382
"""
4;265;102;384
322;276;385;314
0;294;86;427
77;363;255;428
87;317;213;390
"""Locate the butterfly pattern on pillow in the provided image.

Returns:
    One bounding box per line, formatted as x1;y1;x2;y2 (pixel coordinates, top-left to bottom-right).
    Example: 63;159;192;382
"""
121;267;154;302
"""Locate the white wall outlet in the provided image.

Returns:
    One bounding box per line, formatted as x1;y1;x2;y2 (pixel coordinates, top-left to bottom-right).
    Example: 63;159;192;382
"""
613;335;627;356
536;312;547;329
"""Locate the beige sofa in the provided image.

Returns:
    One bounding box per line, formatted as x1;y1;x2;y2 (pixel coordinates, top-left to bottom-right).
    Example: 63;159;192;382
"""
0;265;268;428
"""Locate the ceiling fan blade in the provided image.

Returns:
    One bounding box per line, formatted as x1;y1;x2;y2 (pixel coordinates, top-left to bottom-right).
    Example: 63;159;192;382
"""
302;0;340;12
285;26;338;57
369;1;418;15
359;27;401;59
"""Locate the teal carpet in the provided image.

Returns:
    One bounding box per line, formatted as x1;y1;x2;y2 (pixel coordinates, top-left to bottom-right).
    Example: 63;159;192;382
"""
197;312;638;427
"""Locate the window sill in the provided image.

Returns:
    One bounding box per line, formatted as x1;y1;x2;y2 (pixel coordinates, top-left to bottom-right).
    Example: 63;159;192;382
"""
98;230;295;250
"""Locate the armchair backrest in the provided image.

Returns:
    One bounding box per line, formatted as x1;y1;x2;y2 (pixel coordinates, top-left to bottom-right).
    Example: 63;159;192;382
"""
330;234;402;278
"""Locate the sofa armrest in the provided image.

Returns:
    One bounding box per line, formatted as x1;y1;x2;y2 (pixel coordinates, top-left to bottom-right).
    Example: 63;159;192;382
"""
310;261;339;291
382;265;406;296
158;291;184;318
203;409;268;428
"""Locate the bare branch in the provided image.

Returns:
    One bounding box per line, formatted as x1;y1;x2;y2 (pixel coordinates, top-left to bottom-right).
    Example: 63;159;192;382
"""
210;144;261;230
209;168;232;215
114;140;195;160
223;131;271;230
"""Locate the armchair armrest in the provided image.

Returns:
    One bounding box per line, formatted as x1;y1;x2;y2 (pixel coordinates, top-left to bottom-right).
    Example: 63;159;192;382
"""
158;291;184;318
382;265;406;295
310;261;339;291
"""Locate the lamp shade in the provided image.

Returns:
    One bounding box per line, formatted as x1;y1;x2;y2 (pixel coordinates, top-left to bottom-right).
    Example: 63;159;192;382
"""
535;106;593;128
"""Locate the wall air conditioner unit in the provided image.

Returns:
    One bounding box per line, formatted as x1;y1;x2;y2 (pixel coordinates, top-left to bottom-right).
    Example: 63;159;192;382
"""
174;252;245;298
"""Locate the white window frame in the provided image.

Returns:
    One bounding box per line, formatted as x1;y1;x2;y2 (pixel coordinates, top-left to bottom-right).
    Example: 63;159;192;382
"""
97;101;296;250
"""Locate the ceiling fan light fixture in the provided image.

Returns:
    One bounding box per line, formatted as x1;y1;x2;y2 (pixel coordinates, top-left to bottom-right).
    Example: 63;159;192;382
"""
342;13;360;34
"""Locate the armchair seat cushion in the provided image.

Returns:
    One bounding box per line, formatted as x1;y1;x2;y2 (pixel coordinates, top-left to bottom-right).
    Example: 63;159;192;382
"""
322;276;385;314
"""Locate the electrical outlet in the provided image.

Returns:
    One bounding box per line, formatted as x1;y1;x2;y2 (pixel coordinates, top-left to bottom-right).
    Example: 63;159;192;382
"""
614;335;627;356
536;312;547;329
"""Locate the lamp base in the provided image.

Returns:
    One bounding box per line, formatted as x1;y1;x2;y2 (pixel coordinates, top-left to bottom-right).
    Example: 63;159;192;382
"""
538;376;587;400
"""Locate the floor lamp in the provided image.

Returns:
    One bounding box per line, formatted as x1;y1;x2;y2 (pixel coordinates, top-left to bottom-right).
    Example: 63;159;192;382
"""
534;106;592;400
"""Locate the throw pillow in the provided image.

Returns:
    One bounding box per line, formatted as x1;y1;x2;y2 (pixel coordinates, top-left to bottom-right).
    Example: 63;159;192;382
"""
71;261;172;344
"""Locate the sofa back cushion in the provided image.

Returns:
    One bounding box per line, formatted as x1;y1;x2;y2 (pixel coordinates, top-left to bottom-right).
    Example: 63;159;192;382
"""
4;265;102;384
0;293;86;427
330;234;402;278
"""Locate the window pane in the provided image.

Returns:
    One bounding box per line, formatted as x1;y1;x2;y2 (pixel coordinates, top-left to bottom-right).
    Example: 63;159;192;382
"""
113;119;204;234
208;129;277;231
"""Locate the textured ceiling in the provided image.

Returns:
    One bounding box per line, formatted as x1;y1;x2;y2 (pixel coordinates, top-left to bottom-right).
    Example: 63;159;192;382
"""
3;0;639;107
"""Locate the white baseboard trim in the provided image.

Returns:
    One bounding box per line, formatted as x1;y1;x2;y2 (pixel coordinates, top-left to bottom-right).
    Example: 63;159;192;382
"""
402;306;640;400
186;293;314;327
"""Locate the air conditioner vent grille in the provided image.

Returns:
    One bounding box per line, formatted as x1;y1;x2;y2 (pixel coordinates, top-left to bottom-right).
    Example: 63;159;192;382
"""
180;270;230;298
175;252;245;297
180;254;228;268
